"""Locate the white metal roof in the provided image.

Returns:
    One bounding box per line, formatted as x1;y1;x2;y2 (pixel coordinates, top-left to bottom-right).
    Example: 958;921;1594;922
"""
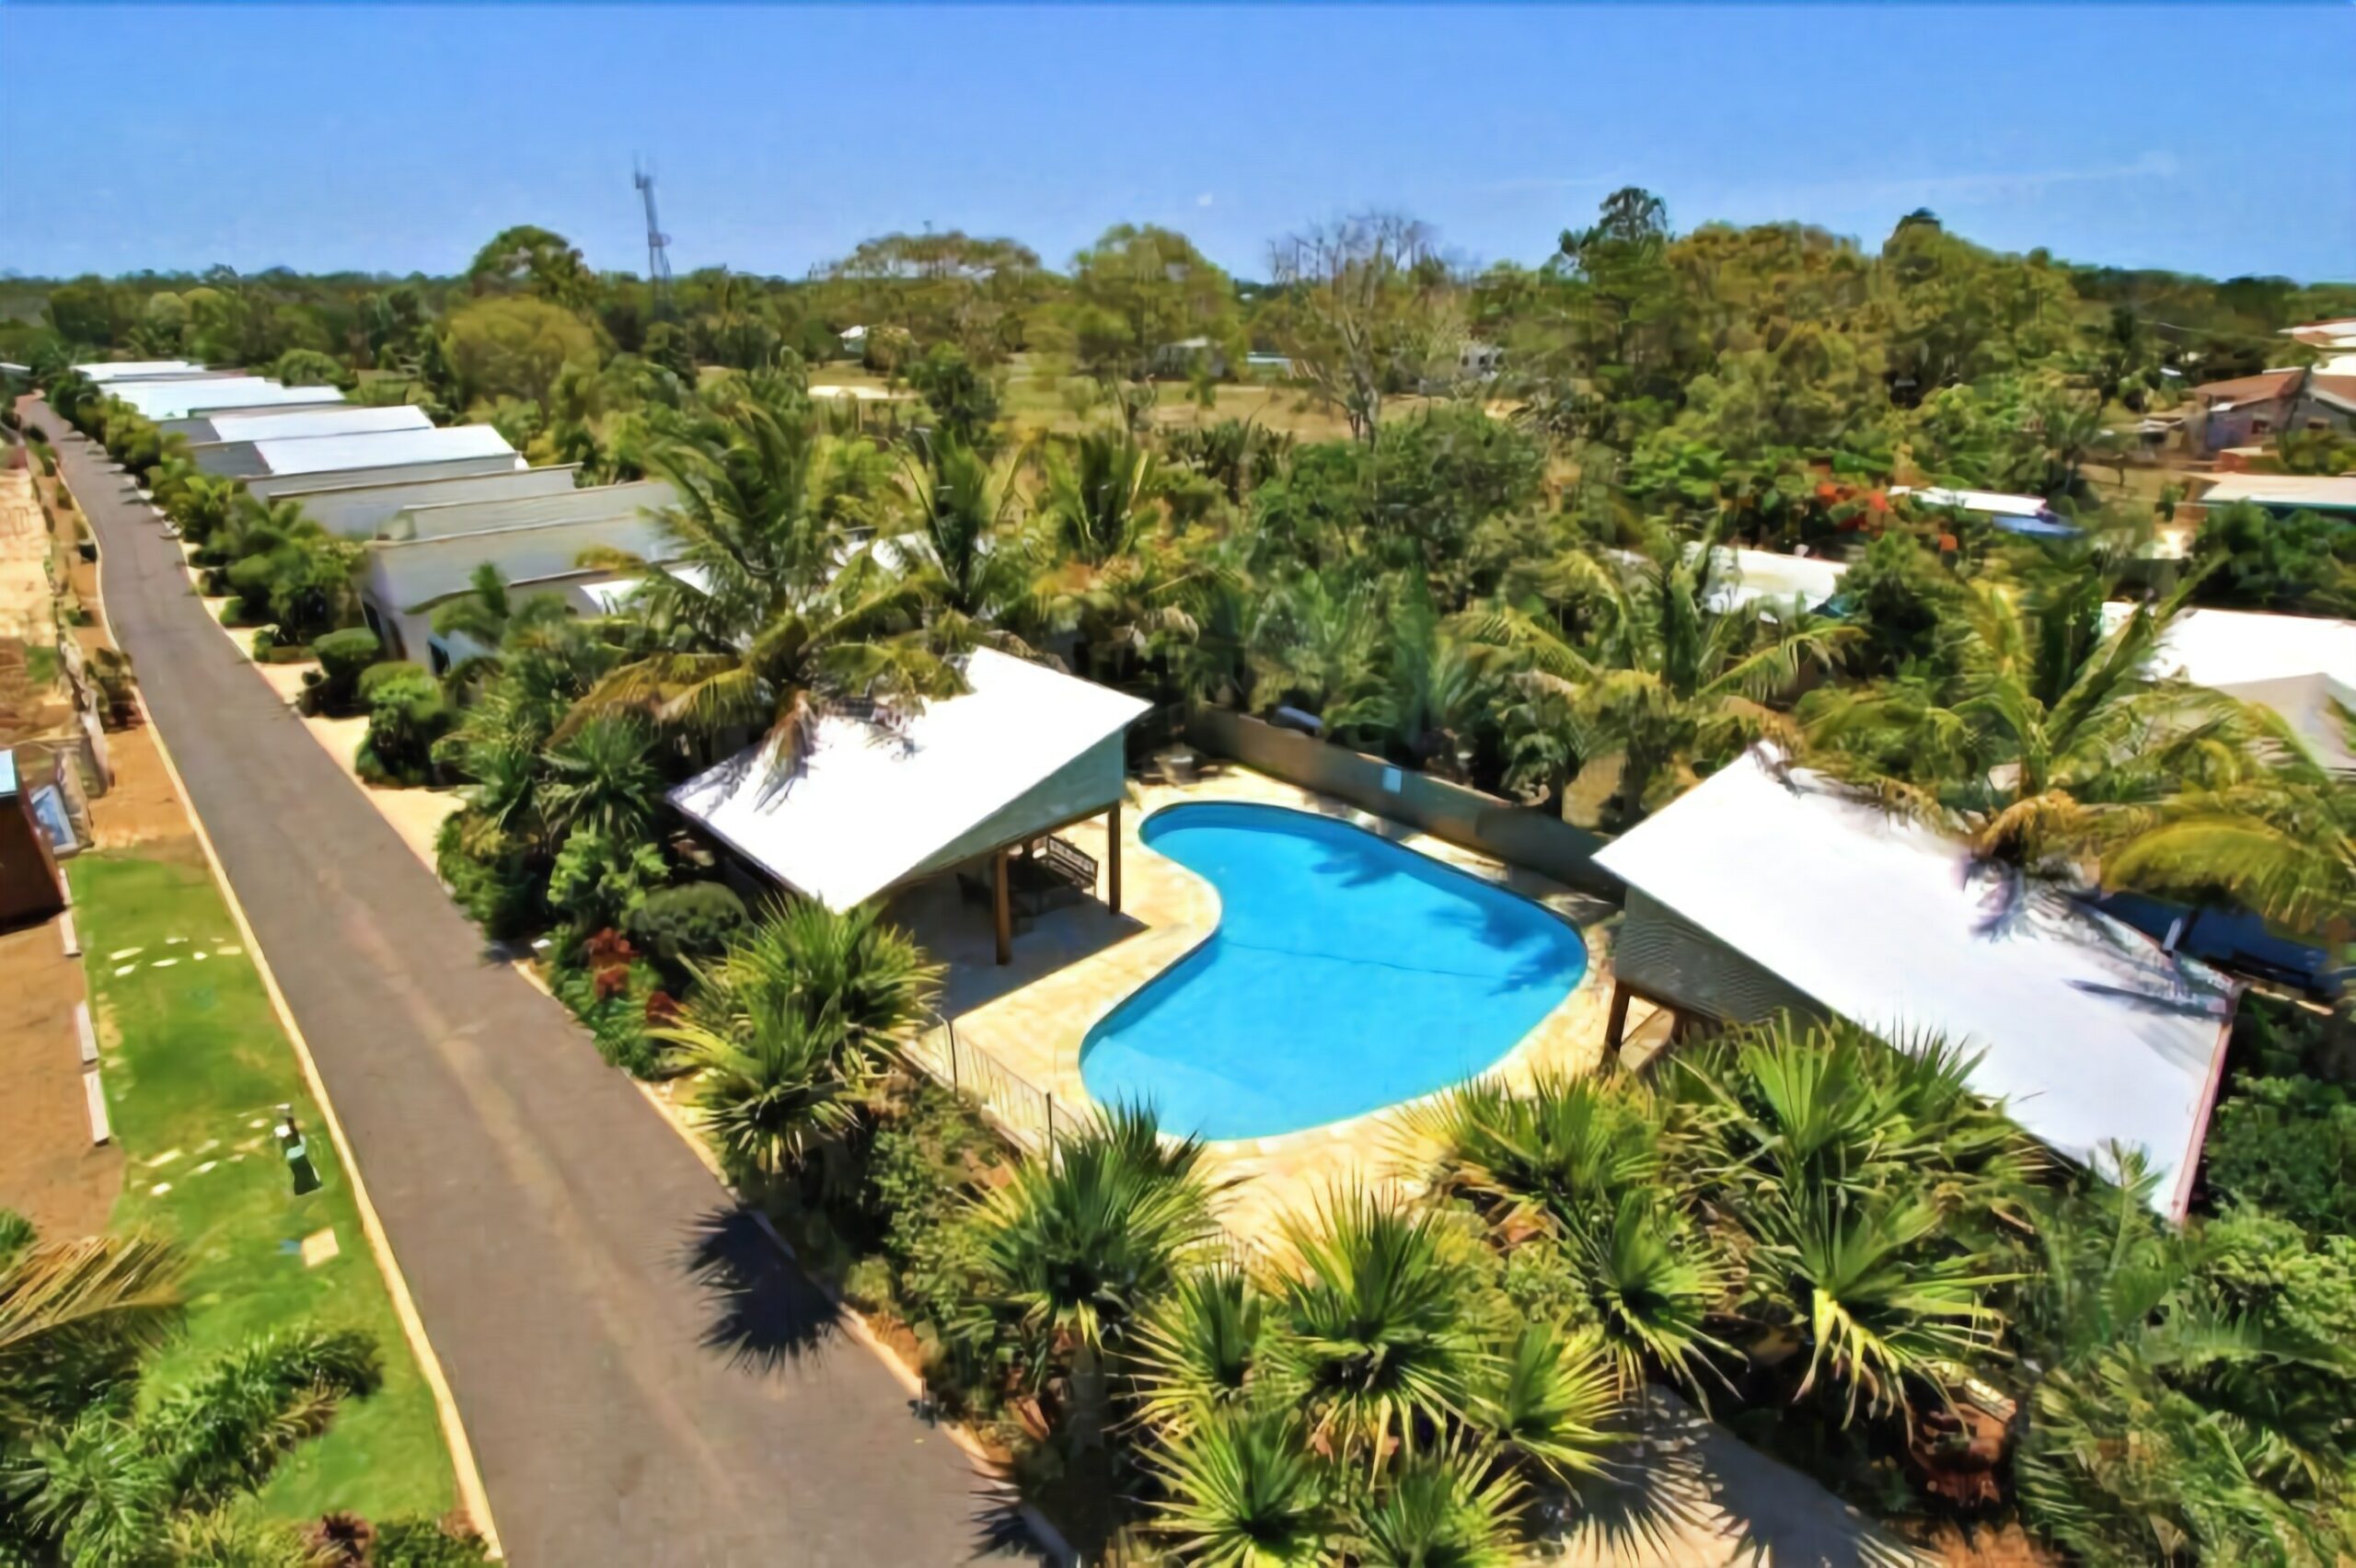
102;377;346;421
381;478;671;542
198;406;433;443
2197;474;2356;512
248;425;518;478
669;649;1150;911
1594;748;2237;1216
1701;547;1847;615
365;511;676;612
2098;604;2356;770
75;360;206;382
1888;485;2054;517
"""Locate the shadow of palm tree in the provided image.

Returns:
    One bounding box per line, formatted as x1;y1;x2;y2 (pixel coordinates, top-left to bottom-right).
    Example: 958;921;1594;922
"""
680;1206;846;1373
966;1480;1059;1564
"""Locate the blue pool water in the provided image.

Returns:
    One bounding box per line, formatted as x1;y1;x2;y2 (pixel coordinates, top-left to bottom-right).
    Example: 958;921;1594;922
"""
1080;802;1589;1140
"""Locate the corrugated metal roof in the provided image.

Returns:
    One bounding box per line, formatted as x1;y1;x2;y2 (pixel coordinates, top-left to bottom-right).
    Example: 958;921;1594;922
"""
381;479;673;541
102;378;347;421
2197;473;2356;512
1593;747;2237;1217
669;650;1150;911
75;360;206;382
248;425;518;478
365;511;675;612
197;406;433;443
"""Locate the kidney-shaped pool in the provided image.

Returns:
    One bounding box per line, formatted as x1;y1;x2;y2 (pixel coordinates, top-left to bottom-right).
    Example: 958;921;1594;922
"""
1080;801;1589;1140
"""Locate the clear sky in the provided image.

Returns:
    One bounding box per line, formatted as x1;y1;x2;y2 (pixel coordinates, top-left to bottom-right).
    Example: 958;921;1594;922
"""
4;4;2350;284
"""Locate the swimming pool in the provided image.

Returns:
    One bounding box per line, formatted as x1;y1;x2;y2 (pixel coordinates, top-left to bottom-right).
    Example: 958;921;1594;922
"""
1079;802;1589;1140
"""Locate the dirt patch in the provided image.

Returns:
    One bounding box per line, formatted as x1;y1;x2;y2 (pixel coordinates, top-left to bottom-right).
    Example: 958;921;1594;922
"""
0;916;121;1237
89;721;202;865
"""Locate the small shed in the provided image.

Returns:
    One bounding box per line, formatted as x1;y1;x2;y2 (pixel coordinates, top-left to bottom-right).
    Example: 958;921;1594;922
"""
668;650;1151;963
0;749;66;926
1592;747;2239;1217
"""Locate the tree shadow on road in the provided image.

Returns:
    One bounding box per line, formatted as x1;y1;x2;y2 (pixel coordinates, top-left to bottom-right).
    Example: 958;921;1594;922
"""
680;1206;846;1373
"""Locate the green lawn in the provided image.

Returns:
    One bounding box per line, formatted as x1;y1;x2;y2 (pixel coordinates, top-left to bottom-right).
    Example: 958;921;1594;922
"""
69;852;456;1524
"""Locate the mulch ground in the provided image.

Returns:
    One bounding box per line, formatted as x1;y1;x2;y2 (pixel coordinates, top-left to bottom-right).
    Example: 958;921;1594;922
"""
0;915;119;1238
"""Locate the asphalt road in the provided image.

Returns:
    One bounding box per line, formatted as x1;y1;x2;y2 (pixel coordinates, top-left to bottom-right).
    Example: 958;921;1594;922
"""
33;405;1040;1567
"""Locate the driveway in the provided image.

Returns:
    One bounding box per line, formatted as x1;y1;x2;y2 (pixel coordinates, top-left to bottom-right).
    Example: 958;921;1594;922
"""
30;404;1040;1566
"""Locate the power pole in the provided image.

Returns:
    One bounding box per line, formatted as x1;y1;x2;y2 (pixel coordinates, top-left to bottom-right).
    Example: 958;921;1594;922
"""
634;160;675;319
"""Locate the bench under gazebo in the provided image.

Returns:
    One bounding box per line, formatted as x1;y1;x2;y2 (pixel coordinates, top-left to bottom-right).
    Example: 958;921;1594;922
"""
666;649;1151;963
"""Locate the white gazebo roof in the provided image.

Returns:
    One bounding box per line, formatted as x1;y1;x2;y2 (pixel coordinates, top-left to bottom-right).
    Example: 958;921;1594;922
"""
1594;748;2238;1216
669;650;1150;911
2098;604;2356;770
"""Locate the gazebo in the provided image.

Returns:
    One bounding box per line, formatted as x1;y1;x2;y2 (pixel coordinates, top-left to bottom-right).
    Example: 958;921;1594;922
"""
667;650;1151;963
1593;746;2241;1218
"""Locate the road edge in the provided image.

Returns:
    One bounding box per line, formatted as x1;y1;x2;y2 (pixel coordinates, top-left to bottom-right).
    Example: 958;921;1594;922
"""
57;419;504;1559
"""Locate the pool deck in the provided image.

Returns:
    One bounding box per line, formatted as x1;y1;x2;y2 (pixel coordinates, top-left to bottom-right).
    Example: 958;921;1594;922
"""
887;763;1659;1239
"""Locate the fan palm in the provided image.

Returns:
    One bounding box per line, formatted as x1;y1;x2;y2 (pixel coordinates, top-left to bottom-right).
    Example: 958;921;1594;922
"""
1462;529;1853;826
1738;1184;2012;1427
1350;1444;1525;1568
1466;1321;1622;1484
537;713;664;844
662;1004;872;1186
682;898;938;1066
1565;1193;1734;1401
972;1105;1218;1447
1272;1191;1489;1475
1147;1405;1335;1568
1131;1267;1273;1434
1416;1071;1668;1237
567;400;963;777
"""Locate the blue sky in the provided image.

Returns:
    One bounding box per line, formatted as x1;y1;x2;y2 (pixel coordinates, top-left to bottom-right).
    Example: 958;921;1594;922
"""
4;5;2350;283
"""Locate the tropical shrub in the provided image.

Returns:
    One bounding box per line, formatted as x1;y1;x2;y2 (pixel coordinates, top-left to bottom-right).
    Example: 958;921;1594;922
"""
306;627;382;714
433;814;542;941
623;880;748;970
544;825;668;933
2204;1073;2356;1238
356;662;455;786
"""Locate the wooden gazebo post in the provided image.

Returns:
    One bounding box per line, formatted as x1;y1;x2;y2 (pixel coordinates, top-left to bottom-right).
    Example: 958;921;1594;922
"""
992;846;1012;966
1106;801;1123;917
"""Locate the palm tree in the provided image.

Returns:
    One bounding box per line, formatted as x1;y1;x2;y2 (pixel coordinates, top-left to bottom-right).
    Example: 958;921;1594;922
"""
680;899;939;1066
1132;1267;1273;1435
568;400;962;777
1350;1446;1524;1568
1463;530;1853;826
1802;569;2281;870
662;1004;872;1187
971;1105;1218;1449
895;431;1038;646
1466;1321;1621;1485
537;714;664;844
1033;430;1200;683
0;1223;183;1447
1147;1405;1335;1567
1272;1191;1489;1476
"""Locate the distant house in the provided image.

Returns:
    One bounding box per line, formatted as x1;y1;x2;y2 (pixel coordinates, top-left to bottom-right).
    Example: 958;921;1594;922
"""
1150;337;1229;378
1886;485;2079;539
2281;317;2356;376
2194;473;2356;520
2184;368;2356;455
191;424;519;482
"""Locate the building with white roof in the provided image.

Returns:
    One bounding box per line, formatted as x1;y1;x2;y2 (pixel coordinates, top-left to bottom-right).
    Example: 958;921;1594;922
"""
263;467;583;540
2195;473;2356;518
669;649;1151;962
100;377;345;422
2098;603;2356;772
357;506;676;666
1593;747;2239;1217
1888;485;2080;538
1701;547;1847;617
162;404;432;444
75;360;210;383
191;424;519;482
376;478;671;542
